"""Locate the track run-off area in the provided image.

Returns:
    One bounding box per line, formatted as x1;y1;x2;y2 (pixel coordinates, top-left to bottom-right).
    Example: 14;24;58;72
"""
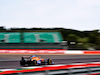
0;54;100;69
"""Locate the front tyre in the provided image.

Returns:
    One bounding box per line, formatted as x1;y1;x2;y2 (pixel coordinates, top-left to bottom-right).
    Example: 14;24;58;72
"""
47;59;52;65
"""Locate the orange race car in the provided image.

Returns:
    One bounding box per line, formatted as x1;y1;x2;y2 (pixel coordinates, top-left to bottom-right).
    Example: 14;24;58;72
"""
20;55;54;66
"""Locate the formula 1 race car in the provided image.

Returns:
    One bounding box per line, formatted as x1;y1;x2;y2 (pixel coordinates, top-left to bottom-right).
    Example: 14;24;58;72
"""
20;55;54;66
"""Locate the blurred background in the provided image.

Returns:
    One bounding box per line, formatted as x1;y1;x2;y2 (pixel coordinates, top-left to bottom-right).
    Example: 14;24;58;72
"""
0;0;100;50
0;26;100;50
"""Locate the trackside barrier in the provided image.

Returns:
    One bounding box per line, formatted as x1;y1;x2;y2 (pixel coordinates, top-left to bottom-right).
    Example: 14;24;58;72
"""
0;62;100;75
64;50;100;54
0;49;66;54
0;49;100;54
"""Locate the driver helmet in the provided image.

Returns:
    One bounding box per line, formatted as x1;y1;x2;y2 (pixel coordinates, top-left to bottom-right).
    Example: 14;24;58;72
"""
31;55;37;57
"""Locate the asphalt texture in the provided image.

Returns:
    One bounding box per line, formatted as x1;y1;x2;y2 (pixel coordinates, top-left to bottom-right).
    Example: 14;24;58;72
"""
0;55;100;69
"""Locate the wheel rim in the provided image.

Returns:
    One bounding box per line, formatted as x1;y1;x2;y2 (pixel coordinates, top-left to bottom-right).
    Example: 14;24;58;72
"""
34;61;37;65
49;59;52;64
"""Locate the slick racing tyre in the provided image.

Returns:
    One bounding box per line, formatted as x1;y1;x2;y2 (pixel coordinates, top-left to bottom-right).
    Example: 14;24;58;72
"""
32;60;37;66
47;59;52;65
20;59;25;66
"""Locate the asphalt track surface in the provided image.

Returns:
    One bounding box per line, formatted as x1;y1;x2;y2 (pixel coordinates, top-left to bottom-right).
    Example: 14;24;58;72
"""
0;55;100;69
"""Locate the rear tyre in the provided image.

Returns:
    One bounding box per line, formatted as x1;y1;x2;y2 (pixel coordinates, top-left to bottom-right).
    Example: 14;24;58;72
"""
20;58;25;66
32;60;37;66
47;59;52;65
